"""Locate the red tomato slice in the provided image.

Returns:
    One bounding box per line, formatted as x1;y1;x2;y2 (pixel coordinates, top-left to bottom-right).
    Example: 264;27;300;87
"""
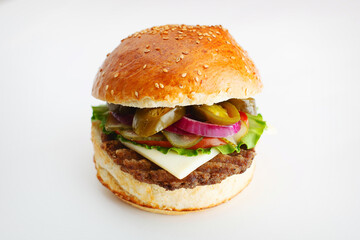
240;111;249;126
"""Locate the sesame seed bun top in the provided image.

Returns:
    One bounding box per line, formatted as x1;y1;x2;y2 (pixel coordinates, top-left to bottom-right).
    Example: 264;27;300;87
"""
92;24;262;108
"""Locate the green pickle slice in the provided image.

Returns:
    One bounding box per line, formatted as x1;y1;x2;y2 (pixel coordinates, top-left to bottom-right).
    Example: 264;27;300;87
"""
132;107;186;137
119;129;166;141
162;131;203;148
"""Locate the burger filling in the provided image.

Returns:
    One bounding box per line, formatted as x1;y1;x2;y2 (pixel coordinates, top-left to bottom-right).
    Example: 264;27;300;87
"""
92;98;266;157
99;133;256;190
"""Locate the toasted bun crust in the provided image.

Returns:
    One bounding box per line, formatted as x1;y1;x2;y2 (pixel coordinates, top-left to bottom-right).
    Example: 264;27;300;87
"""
92;24;262;108
91;122;255;214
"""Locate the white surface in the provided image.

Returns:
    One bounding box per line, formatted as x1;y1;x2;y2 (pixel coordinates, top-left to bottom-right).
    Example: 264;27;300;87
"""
1;0;360;239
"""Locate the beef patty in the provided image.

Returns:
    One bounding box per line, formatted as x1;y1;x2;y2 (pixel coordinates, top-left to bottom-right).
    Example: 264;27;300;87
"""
101;133;255;190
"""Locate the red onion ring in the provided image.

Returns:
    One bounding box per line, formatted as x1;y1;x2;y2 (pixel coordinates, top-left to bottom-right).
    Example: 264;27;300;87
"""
173;116;240;137
165;125;194;136
111;112;134;126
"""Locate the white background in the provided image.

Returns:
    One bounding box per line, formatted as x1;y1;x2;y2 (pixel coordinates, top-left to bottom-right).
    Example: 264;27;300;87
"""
1;0;360;239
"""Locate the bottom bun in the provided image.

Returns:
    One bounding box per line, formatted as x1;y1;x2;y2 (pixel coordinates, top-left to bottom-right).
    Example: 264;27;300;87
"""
92;122;255;214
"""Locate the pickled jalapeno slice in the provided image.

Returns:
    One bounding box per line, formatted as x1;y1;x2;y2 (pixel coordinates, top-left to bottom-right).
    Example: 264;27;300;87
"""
132;107;186;137
192;102;240;125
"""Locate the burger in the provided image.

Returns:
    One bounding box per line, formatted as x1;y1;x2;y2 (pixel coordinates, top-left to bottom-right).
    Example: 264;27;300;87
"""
91;24;266;214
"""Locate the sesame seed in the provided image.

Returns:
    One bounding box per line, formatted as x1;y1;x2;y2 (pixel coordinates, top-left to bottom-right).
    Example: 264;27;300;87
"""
196;40;200;44
191;91;195;95
182;51;189;55
143;64;147;69
194;76;199;82
176;57;181;63
163;36;169;40
155;83;159;88
111;90;114;95
226;41;230;44
199;36;203;40
144;49;150;53
180;54;184;59
231;56;236;60
197;70;202;75
159;83;164;88
155;47;160;51
212;34;216;38
198;33;203;36
203;64;209;69
181;73;187;77
216;31;220;35
105;85;109;90
163;31;168;35
134;91;138;97
114;72;119;78
179;84;183;88
146;45;150;48
207;38;212;41
119;63;123;66
178;31;183;34
163;68;168;73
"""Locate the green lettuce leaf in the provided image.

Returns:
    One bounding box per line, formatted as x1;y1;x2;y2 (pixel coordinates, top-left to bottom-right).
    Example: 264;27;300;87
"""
215;143;238;154
91;105;112;134
91;105;266;156
91;105;108;122
239;113;267;149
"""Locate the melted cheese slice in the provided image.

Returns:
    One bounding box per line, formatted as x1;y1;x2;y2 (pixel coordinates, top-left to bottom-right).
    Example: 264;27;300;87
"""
120;140;220;179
